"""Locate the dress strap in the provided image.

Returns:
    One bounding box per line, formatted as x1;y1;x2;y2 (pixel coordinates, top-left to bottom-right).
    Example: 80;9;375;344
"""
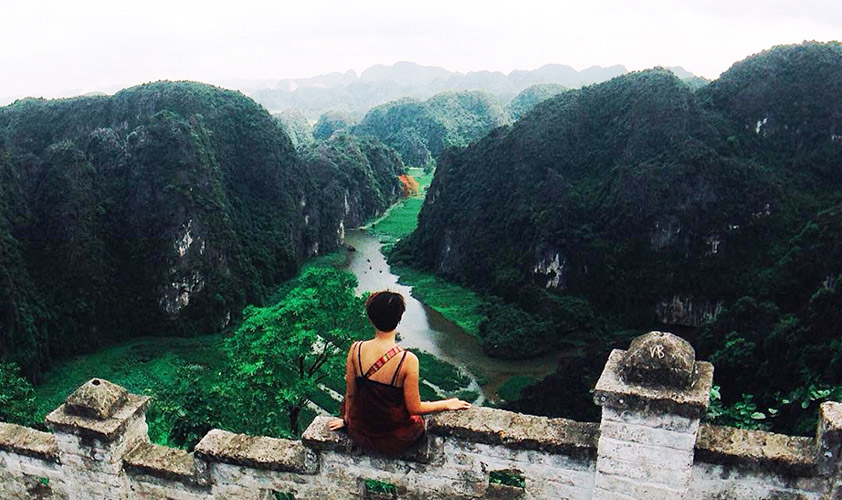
390;350;409;386
356;341;364;377
364;345;403;378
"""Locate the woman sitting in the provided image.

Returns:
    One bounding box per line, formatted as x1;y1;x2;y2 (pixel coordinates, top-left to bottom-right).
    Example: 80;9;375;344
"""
328;291;471;455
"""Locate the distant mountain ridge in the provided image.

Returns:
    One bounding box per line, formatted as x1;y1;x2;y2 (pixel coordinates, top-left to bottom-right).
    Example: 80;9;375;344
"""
250;61;633;119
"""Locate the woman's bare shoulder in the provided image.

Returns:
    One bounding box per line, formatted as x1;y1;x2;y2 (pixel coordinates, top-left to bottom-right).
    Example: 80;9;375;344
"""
401;349;418;365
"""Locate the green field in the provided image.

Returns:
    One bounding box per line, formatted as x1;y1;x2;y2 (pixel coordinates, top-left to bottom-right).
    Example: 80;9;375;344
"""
367;167;433;246
496;376;539;404
394;266;486;337
33;335;228;423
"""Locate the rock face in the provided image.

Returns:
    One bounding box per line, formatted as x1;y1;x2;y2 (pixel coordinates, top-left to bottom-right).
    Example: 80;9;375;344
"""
654;295;724;327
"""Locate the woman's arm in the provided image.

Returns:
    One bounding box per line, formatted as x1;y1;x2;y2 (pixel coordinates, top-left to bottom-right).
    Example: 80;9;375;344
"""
328;342;359;431
402;352;471;415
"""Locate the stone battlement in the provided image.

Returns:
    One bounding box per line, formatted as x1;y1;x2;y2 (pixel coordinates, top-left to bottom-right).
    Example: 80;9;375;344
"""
0;332;840;499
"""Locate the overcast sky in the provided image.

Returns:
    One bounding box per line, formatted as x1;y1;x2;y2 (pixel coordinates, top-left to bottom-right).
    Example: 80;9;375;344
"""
1;0;839;103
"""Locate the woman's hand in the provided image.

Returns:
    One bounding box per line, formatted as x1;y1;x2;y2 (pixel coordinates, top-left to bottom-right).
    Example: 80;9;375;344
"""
445;398;472;411
327;418;345;431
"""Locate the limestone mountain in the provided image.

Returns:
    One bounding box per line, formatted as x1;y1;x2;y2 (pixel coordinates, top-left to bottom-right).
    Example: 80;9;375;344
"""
352;90;509;167
395;42;842;429
506;83;567;121
0;81;404;380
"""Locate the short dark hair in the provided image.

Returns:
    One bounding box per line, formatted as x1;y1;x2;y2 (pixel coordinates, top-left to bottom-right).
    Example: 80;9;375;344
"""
365;291;406;332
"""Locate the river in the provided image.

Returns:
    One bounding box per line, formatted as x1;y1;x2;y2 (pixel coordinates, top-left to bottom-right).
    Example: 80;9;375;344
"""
342;229;560;404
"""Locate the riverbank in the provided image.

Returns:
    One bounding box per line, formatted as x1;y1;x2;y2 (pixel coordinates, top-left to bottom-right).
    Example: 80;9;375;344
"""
363;167;489;338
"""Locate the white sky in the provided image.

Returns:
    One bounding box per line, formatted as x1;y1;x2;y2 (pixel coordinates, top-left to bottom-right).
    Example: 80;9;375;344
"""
1;0;839;103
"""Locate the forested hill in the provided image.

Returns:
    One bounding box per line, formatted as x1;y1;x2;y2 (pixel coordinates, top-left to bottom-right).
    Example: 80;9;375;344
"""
0;81;404;381
352;90;509;167
394;42;842;429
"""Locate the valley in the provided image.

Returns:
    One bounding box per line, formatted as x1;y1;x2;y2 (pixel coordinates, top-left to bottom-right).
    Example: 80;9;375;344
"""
2;41;842;448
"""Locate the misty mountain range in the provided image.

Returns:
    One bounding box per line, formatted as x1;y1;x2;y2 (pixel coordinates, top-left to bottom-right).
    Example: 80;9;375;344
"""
247;61;705;120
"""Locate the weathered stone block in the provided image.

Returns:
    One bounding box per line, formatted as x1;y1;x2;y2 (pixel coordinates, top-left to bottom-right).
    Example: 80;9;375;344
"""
428;407;598;459
695;424;816;476
127;475;211;500
599;419;697;450
45;394;150;442
596;436;694;471
593;472;684;500
64;379;128;420
592;487;637;500
596;455;689;485
600;406;698;433
0;422;59;462
124;442;199;483
195;429;317;474
594;350;713;419
621;331;696;389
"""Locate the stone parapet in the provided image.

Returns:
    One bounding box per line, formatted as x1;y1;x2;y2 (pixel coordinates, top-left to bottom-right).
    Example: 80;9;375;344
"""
0;332;840;499
594;350;713;420
695;424;817;475
45;393;150;442
195;429;318;474
0;422;59;462
124;442;202;483
593;332;713;500
428;407;599;458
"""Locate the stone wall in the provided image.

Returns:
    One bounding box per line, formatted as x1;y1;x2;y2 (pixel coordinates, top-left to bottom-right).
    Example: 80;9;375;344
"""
1;332;840;499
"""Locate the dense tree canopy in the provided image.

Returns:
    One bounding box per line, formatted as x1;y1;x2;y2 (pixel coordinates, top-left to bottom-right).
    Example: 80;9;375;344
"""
352;91;509;167
223;267;368;434
396;42;842;433
0;82;404;381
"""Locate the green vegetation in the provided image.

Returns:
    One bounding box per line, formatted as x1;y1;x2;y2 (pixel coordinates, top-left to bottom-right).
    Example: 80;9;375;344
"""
29;334;228;445
367;167;433;247
364;478;398;496
496;376;538;404
25;249;474;445
0;81;403;383
0;363;37;427
224;267;369;435
365;167;489;338
411;350;471;392
275;109;314;148
299;132;405;229
30;266;366;447
397;42;842;433
353;91;509;168
313;110;355;140
489;470;525;489
507;83;567;121
392;266;486;338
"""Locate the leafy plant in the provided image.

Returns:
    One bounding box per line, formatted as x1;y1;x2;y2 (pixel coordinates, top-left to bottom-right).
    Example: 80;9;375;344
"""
364;479;398;496
223;267;369;435
489;470;525;489
0;363;37;427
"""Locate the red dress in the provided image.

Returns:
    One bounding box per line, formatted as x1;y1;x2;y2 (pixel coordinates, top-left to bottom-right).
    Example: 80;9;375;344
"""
339;341;425;455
